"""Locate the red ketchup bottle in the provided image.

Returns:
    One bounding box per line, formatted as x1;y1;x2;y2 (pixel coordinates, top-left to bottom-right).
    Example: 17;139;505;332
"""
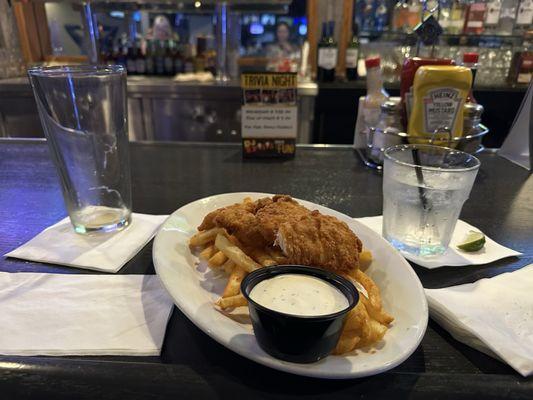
400;57;455;128
462;52;479;103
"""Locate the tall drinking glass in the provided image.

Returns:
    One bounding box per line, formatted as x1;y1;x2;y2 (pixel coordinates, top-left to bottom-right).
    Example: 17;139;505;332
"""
383;144;480;257
28;65;131;234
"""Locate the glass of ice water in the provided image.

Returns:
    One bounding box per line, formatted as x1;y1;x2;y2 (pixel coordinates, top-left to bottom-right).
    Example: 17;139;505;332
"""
382;144;480;257
28;65;131;234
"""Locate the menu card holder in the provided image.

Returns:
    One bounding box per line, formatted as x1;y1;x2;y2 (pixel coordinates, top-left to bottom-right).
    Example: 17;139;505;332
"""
241;72;297;158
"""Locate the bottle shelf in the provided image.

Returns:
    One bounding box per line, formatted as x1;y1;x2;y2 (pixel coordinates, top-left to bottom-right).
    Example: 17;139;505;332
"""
358;30;527;42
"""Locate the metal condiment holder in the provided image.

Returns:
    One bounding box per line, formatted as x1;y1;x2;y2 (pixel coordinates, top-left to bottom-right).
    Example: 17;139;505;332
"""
357;125;489;171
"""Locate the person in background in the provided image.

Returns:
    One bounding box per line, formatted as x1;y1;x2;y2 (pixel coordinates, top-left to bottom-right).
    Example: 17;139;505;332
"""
266;22;300;72
266;22;299;59
145;15;176;41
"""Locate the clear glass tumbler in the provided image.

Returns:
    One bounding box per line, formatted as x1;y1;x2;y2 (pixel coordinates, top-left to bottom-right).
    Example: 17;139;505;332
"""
28;65;132;234
382;144;480;257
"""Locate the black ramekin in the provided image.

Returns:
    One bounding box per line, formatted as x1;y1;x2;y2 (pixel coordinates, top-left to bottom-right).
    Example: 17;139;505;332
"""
241;265;359;364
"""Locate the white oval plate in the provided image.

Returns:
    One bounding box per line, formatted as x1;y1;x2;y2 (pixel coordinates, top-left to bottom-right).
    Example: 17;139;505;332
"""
153;192;428;379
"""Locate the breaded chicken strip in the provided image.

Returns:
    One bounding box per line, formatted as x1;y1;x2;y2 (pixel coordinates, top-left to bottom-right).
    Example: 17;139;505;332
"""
197;197;273;247
276;210;362;275
255;195;311;243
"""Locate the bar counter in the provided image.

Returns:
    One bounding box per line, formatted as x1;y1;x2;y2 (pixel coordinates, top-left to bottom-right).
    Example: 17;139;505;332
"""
0;140;532;399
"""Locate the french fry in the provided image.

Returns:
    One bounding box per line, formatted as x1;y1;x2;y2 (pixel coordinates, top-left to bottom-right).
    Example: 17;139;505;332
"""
215;234;261;273
189;228;223;247
343;301;369;335
248;248;277;267
208;251;227;267
358;319;387;347
333;334;360;355
222;266;247;297
359;250;373;271
199;244;217;260
216;294;247;309
355;270;382;311
359;292;394;325
346;271;394;326
222;259;236;274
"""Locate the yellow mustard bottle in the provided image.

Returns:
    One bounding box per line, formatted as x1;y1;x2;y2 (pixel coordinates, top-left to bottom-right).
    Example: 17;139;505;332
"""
407;66;472;145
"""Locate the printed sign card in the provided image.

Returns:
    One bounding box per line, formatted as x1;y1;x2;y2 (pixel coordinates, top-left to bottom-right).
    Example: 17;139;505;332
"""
241;72;298;158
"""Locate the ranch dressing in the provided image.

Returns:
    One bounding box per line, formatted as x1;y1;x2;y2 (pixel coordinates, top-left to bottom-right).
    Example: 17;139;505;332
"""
249;274;349;316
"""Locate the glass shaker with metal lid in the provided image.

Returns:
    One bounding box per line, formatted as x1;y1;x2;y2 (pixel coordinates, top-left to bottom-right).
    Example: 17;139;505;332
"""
368;100;405;164
461;102;485;153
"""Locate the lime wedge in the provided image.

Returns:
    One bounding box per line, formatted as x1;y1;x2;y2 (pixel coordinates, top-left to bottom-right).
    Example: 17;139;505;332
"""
457;231;486;252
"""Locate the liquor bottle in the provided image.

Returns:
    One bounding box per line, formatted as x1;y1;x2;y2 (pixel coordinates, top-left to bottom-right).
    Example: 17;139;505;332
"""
438;0;453;31
145;40;155;75
362;0;376;32
135;39;146;75
155;40;166;76
462;52;479;102
114;43;126;68
375;0;389;32
423;0;440;19
173;42;184;74
346;24;360;81
355;0;367;31
164;40;175;76
362;56;389;134
126;41;137;75
464;1;487;34
449;0;467;34
497;0;519;35
393;1;410;32
514;0;533;34
406;0;422;33
184;44;194;73
317;21;338;83
484;0;502;34
204;49;217;76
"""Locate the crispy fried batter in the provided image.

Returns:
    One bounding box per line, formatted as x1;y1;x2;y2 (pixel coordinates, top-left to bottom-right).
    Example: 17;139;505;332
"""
255;195;311;243
197;198;272;247
276;210;362;275
197;195;362;274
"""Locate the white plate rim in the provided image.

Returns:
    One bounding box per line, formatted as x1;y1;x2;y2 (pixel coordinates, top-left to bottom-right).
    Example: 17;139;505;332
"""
153;192;428;379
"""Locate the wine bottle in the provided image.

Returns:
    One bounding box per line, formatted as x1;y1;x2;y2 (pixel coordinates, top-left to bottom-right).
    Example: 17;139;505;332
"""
346;23;359;81
145;40;155;75
317;21;338;83
155;40;165;76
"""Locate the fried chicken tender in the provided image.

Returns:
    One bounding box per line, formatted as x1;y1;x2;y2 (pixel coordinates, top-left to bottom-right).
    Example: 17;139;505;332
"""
197;198;272;247
198;195;363;275
255;195;311;243
276;210;362;275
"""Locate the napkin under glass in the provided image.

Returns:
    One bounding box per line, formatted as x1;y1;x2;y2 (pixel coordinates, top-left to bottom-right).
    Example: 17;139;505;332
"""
355;216;521;269
5;213;168;273
425;264;533;377
0;272;174;356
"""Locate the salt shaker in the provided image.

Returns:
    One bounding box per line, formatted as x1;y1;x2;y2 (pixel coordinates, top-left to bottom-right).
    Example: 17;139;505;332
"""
461;102;484;154
369;100;404;164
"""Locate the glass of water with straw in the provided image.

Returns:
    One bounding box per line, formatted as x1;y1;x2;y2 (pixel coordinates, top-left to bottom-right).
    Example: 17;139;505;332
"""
382;144;480;257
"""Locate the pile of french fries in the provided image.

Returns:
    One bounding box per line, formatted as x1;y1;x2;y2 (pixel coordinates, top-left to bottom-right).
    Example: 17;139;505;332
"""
189;209;392;355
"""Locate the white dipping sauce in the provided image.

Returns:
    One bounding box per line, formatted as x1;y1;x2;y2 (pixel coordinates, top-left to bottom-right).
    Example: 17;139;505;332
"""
249;274;349;316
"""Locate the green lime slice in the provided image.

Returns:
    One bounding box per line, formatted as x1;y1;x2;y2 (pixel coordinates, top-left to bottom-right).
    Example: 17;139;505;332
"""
457;231;486;252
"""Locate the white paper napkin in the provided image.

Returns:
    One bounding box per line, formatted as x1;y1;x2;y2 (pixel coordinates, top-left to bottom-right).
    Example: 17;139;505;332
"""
0;272;174;356
5;213;168;273
355;216;521;269
425;264;533;377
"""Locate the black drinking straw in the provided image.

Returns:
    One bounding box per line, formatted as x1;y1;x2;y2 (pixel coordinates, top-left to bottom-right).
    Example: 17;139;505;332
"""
412;148;429;210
